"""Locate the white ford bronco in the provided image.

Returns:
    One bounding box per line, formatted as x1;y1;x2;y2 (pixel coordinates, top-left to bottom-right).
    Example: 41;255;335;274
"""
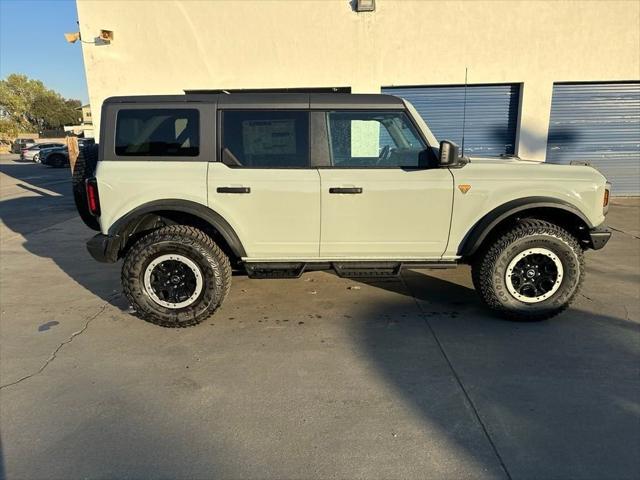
74;92;611;327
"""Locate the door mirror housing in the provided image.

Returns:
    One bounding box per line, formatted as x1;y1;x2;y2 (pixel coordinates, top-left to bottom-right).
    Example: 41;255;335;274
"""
439;140;460;167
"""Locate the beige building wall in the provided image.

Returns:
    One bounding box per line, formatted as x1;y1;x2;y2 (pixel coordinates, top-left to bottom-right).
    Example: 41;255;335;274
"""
77;0;640;159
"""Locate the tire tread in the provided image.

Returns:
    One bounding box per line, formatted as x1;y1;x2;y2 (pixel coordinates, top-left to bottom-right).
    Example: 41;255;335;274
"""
122;225;231;327
471;219;584;321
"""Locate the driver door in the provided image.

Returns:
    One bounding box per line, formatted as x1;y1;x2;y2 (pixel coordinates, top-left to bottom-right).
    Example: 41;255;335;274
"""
318;110;453;259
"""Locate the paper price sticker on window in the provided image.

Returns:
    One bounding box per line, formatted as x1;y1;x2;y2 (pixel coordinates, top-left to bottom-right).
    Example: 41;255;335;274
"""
243;119;296;155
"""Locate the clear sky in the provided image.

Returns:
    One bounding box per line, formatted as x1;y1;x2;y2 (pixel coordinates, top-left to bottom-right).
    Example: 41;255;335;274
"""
0;0;88;103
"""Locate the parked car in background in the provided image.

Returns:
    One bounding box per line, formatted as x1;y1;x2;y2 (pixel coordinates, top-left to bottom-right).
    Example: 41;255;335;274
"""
39;145;69;167
21;142;64;162
11;138;36;153
38;138;95;167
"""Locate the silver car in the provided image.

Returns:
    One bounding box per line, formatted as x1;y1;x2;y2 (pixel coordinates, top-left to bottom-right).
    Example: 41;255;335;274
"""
22;142;64;162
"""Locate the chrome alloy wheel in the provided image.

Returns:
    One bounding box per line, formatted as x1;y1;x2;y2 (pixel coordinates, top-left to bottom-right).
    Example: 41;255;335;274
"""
143;254;203;309
505;247;564;304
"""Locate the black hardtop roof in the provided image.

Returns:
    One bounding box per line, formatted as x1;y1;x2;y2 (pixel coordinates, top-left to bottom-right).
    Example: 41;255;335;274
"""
103;92;405;109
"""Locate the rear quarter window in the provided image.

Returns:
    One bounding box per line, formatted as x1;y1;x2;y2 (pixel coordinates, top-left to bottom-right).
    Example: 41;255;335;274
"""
115;109;199;156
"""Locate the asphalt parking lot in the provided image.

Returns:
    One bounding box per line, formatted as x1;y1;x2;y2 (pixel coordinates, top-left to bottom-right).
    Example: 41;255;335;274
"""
1;153;638;480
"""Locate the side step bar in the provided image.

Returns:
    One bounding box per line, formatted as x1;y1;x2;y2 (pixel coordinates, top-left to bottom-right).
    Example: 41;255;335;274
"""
333;262;402;278
244;261;457;279
245;262;306;279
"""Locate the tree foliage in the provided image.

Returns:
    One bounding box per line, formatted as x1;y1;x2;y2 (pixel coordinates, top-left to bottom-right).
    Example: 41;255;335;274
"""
0;73;83;136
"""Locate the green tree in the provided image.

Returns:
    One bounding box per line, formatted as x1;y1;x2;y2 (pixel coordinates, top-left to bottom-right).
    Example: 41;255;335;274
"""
0;73;83;136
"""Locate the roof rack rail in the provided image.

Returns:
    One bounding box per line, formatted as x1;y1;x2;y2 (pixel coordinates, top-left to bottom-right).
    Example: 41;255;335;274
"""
184;87;351;95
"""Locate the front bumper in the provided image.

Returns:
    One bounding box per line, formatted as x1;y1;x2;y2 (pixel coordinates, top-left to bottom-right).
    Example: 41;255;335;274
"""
86;233;120;263
588;225;611;250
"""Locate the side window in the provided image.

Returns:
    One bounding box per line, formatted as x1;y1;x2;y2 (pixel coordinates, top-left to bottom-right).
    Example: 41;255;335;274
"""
115;109;199;156
326;111;427;167
221;110;309;168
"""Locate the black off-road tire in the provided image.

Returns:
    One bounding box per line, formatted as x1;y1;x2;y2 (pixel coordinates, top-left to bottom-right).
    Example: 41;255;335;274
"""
122;225;232;328
471;219;584;321
72;144;100;231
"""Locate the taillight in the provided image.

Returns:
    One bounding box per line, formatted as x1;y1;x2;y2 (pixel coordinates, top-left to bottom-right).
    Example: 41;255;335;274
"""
85;178;101;216
603;182;611;215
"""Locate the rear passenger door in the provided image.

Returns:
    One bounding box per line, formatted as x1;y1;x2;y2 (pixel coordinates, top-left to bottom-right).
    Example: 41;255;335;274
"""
207;109;321;260
317;110;453;259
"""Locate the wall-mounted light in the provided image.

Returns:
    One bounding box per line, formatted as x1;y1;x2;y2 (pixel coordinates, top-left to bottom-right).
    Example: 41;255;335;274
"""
355;0;375;12
99;30;114;43
64;29;113;45
64;32;80;43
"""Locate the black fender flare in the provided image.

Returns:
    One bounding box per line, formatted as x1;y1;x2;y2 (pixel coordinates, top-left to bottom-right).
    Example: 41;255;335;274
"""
458;196;593;257
109;199;247;258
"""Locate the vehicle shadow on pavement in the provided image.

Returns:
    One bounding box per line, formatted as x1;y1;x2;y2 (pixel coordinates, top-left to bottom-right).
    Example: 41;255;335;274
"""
2;160;639;478
0;161;124;307
355;271;640;479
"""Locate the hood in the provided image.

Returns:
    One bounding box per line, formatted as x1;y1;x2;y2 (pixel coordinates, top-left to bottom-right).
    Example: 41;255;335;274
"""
467;155;543;165
463;155;608;183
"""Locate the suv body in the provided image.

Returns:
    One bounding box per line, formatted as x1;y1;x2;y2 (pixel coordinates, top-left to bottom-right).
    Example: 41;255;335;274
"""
80;93;611;327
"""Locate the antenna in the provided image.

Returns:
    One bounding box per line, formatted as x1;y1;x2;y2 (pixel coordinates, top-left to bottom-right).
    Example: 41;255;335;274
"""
461;67;468;157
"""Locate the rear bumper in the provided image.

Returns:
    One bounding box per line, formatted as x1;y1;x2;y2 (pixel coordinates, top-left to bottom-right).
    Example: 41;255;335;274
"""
86;233;120;263
588;225;611;250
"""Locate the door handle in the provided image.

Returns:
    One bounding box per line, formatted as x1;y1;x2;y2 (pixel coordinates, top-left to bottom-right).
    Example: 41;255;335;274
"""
329;187;363;194
217;186;251;194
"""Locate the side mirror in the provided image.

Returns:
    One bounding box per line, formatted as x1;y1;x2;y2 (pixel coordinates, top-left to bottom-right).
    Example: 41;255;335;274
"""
439;140;460;166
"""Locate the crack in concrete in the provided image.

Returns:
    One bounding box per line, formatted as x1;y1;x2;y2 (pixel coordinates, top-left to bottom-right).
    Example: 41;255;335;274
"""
580;293;636;323
609;226;640;241
622;304;631;322
0;295;119;390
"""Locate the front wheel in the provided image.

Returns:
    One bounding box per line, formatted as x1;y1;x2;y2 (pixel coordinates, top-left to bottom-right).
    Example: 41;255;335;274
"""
122;225;231;327
472;219;584;321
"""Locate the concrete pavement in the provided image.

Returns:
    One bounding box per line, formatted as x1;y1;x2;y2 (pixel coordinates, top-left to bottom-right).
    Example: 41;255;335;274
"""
1;154;638;479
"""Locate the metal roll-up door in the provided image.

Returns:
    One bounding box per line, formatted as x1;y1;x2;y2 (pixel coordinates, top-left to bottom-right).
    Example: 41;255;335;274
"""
547;82;640;196
382;84;520;157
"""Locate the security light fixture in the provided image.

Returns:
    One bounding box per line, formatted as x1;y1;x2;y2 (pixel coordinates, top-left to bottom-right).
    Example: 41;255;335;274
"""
64;32;80;44
99;30;114;43
64;29;113;45
355;0;375;12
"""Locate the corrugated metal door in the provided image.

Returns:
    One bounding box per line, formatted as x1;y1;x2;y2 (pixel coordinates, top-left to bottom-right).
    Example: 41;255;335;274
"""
382;84;520;157
547;82;640;196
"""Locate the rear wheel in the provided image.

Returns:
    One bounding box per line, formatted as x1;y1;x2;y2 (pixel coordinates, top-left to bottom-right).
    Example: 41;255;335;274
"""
122;225;231;327
471;219;583;321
